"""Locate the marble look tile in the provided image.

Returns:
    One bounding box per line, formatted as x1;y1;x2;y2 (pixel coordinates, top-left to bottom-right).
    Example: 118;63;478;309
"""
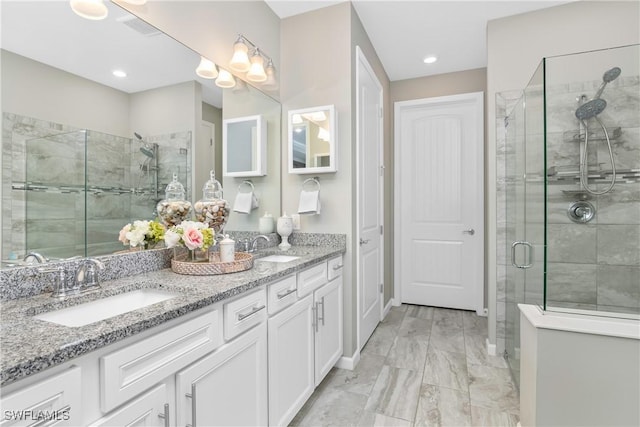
597;305;640;315
597;265;640;308
357;411;412;427
365;365;421;421
429;325;466;354
462;311;487;335
546;262;598;304
432;308;464;329
422;349;469;391
470;406;520;427
381;309;406;328
465;334;508;369
390;304;408;313
324;354;386;396
406;305;435;320
597;225;640;266
362;324;398;357
546;223;597;264
467;364;519;414
597;183;640;225
546;301;598;311
414;384;471;427
397;316;432;343
293;389;367;427
386;336;429;372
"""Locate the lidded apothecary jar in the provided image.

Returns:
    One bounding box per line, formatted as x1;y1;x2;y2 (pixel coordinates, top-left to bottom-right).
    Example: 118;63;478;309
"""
157;173;192;227
194;170;230;233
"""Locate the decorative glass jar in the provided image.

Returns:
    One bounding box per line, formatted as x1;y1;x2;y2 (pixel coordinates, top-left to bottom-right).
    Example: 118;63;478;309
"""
157;174;192;227
193;170;230;233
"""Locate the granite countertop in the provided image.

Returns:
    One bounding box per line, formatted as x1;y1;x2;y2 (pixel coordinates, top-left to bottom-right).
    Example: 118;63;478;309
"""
0;245;344;386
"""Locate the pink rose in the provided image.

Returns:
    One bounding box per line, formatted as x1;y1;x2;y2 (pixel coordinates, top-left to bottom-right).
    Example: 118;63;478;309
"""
182;227;204;250
118;224;131;245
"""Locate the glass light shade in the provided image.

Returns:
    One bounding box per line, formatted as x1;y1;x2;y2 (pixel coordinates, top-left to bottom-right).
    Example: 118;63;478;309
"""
70;0;108;20
246;53;267;82
262;61;278;90
215;69;236;88
229;40;250;72
196;57;218;79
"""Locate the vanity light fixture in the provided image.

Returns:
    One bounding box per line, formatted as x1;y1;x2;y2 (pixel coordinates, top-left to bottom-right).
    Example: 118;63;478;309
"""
196;56;218;79
69;0;108;20
246;49;267;83
215;69;236;89
228;34;276;87
423;55;438;64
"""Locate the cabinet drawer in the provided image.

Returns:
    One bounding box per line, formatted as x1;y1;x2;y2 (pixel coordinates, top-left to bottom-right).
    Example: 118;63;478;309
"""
327;256;344;281
297;262;328;298
224;289;267;340
100;309;221;413
267;275;297;315
0;367;81;427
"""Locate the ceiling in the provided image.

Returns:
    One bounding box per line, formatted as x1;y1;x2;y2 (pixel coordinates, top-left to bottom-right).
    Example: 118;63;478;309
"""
266;0;574;81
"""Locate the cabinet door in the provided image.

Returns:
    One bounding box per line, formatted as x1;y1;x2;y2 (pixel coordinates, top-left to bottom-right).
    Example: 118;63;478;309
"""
0;367;81;427
176;323;268;427
314;276;343;386
91;384;168;427
267;295;314;426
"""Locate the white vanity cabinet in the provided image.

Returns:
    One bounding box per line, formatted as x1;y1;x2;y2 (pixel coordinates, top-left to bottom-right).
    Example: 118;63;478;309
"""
0;366;81;427
91;384;168;427
267;256;344;426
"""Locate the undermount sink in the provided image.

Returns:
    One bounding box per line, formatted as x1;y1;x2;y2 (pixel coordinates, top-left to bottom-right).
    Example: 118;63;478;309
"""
257;255;300;263
34;289;177;327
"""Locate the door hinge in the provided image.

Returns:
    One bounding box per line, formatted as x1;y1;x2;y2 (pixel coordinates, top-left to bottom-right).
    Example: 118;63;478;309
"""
380;165;385;176
379;283;384;293
210;138;213;146
380;225;383;234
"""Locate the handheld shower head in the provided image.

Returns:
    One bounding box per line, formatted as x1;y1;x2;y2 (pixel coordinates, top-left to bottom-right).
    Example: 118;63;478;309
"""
594;66;621;99
140;146;155;158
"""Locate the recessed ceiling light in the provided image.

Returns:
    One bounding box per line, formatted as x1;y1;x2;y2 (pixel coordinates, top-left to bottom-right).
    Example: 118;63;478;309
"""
112;70;127;78
423;56;438;64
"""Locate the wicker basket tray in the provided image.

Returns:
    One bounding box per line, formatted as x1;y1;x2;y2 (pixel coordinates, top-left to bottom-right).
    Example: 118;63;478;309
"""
171;252;254;275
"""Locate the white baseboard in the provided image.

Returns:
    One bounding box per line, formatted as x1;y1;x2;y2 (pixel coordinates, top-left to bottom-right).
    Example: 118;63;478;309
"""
383;299;393;318
335;349;361;371
486;338;497;356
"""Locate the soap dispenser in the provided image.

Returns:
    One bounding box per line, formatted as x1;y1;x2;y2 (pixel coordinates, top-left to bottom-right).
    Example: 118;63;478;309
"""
194;170;230;233
157;173;191;227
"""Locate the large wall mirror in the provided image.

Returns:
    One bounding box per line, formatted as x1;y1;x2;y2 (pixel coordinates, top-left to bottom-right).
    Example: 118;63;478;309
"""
0;0;281;267
288;105;337;174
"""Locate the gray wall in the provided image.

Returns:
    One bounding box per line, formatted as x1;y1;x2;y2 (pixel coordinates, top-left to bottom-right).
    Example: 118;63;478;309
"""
202;102;223;180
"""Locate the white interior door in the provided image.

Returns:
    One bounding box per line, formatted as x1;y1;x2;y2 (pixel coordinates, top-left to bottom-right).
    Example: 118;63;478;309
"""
395;92;484;313
356;46;384;350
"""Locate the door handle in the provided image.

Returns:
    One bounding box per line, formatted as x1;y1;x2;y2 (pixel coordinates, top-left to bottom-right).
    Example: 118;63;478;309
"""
359;238;370;245
511;241;533;269
462;229;475;235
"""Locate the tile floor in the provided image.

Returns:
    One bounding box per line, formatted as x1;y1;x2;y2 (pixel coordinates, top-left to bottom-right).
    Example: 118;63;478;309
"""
291;304;520;427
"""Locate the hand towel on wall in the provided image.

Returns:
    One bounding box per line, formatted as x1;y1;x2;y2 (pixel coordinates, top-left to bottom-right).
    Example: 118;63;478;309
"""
233;191;259;214
298;189;321;215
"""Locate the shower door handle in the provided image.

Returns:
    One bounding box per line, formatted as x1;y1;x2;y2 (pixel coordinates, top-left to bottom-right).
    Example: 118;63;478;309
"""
511;241;533;269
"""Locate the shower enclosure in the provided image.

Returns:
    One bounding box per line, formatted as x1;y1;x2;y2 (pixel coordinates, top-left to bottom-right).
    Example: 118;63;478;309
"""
17;127;191;259
500;44;640;387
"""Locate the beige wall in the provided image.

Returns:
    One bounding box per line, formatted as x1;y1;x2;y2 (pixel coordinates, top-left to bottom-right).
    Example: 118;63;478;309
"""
202;102;223;180
390;68;488;307
486;0;640;346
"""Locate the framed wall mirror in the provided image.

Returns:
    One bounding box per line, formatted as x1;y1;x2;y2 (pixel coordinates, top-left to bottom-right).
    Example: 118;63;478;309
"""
223;115;267;177
288;105;336;174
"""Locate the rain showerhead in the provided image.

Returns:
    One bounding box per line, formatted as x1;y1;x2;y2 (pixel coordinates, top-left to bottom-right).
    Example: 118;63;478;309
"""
594;66;621;99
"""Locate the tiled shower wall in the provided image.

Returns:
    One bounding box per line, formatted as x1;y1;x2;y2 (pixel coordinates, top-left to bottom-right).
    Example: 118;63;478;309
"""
2;112;191;259
496;75;640;348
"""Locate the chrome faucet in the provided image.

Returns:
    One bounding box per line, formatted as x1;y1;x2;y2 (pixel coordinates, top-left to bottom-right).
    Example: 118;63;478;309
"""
74;258;105;293
23;251;48;264
249;235;270;253
38;258;105;299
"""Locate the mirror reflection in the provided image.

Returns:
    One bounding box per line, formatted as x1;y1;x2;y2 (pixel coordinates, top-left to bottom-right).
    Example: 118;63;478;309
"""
288;105;337;174
0;1;280;267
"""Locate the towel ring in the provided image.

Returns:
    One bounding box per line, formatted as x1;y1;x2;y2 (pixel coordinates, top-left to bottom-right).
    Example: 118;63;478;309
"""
238;180;255;193
302;177;320;191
